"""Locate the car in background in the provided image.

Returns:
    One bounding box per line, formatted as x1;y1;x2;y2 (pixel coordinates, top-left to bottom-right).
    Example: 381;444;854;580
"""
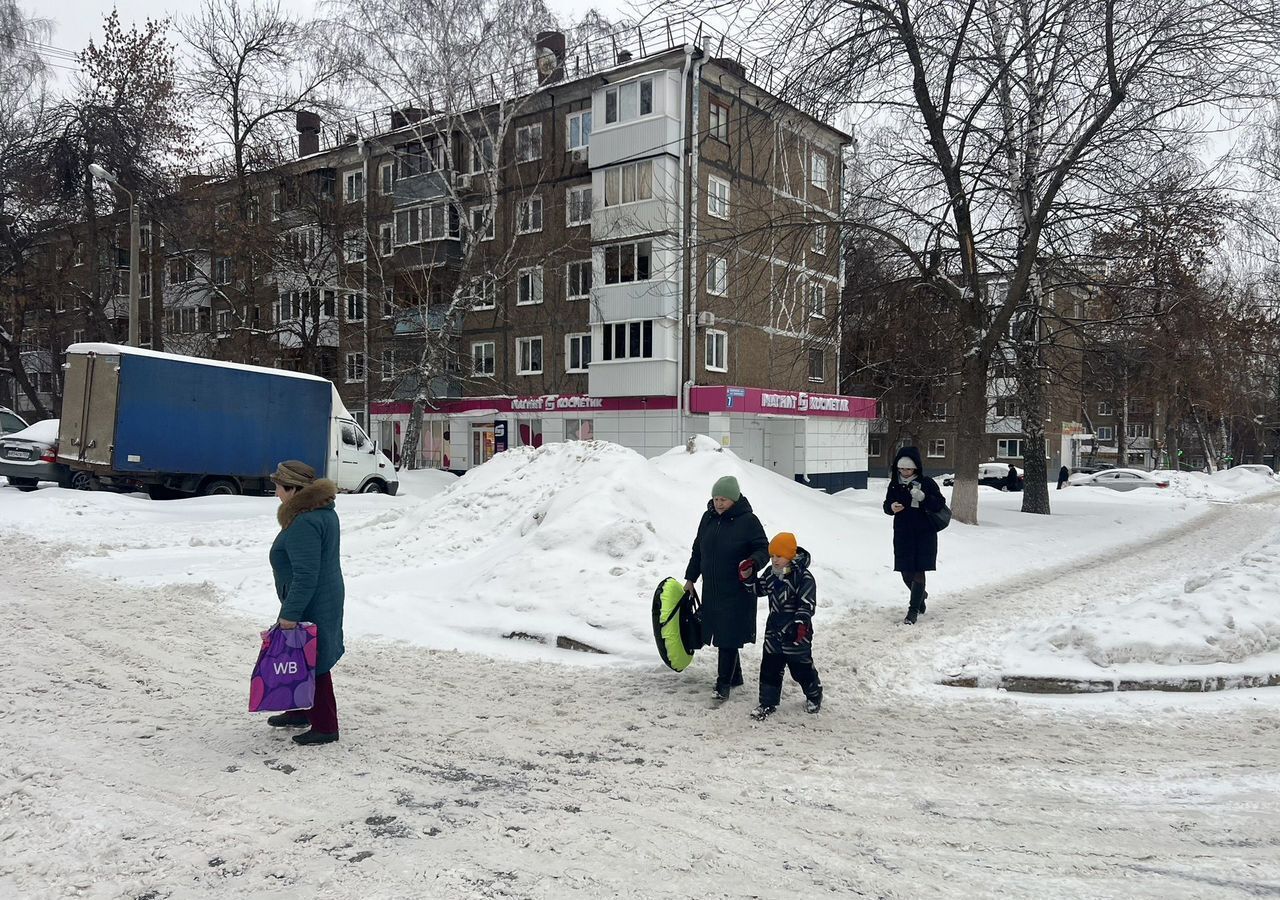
1069;467;1169;491
1230;464;1279;480
0;406;29;438
0;420;94;491
1070;463;1116;475
942;462;1024;489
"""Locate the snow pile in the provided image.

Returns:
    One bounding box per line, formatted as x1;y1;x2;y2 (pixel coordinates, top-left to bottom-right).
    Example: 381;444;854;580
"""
1159;468;1280;502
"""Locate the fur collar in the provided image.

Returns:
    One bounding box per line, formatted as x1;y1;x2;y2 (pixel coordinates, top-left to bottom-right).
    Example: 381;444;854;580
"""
277;478;337;530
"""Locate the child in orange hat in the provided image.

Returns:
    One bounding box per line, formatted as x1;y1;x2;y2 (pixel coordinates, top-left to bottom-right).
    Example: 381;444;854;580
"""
749;532;822;720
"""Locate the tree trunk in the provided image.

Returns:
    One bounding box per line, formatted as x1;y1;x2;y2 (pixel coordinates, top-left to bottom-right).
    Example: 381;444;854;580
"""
950;355;988;525
1193;410;1217;473
1118;372;1130;467
1018;355;1050;515
398;389;427;471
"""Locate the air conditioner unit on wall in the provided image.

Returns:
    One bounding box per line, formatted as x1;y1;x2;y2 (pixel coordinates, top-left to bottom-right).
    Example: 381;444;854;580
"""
455;174;473;191
571;148;588;164
696;311;716;327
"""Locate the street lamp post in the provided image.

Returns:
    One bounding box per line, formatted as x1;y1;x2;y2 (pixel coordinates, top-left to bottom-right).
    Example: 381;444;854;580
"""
88;164;141;348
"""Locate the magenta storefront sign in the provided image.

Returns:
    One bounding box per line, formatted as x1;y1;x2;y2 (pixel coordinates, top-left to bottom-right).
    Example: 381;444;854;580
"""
689;385;877;419
369;394;679;416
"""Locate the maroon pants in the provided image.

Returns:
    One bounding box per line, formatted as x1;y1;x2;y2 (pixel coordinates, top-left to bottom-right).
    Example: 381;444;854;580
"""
292;671;338;733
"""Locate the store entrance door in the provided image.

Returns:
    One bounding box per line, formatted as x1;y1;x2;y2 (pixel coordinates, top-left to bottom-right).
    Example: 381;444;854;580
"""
472;423;495;468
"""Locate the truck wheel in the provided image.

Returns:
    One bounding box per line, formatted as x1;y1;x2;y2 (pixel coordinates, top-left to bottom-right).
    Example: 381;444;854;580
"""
68;471;95;491
200;478;241;497
360;480;386;494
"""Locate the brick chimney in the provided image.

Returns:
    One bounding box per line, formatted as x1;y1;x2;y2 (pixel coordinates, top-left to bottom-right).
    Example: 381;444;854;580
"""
296;111;321;157
534;31;565;85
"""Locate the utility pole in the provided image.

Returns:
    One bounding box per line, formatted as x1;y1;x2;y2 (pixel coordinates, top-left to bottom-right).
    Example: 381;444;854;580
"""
88;164;141;347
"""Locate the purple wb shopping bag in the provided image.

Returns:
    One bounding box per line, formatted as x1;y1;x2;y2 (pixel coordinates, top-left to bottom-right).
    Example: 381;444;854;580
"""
249;623;318;712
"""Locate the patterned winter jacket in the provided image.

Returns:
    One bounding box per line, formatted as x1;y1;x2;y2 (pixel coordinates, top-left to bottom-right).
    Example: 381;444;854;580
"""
753;547;817;657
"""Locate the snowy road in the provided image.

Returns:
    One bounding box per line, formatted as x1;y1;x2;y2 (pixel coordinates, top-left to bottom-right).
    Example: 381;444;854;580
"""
3;496;1280;899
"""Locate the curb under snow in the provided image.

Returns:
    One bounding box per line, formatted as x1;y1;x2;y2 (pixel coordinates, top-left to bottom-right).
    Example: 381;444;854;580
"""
940;672;1280;694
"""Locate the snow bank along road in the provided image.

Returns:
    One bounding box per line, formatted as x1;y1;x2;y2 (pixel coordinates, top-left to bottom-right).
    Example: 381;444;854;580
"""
3;498;1280;899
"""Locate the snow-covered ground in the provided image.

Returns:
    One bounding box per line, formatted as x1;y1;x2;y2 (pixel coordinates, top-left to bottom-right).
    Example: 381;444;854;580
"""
3;442;1280;898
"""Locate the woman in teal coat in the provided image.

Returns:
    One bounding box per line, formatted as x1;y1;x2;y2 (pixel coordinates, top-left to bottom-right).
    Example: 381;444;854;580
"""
265;460;346;745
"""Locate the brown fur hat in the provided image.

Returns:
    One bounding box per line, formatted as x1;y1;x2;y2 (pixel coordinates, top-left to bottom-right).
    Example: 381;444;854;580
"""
277;478;337;530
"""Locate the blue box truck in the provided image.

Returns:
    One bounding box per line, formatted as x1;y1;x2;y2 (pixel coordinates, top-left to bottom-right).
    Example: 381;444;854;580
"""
58;344;398;498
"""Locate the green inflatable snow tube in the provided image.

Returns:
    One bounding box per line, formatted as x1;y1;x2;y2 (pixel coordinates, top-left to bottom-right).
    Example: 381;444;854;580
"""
652;577;702;672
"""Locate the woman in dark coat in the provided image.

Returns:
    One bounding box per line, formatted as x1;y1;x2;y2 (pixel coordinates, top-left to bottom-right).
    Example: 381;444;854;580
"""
266;460;346;745
684;475;769;700
1057;465;1070;489
883;446;945;625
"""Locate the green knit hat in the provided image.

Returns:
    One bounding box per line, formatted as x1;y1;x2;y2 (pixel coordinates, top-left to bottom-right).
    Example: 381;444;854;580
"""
711;475;741;501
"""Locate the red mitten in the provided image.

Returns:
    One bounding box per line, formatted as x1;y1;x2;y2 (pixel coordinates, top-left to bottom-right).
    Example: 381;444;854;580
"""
738;559;757;582
793;621;810;643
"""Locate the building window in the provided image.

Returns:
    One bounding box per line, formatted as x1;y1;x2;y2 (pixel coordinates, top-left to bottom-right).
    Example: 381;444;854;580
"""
517;196;543;234
707;175;730;218
707;256;727;296
517;336;543;375
928;438;946;458
379;223;393;256
468;276;496;310
344;230;366;262
603;76;655;125
1127;423;1151;439
395;204;460;245
709;99;729;142
472;341;496;377
997;438;1026;459
601;320;655;361
72;328;86;344
168;258;195;284
869;436;883;457
929;402;948;421
468;205;495;243
516;123;542;162
1096;425;1114;441
1097;400;1113;416
807;282;825;318
381;349;395;381
566;260;592;300
517;267;543;305
705;329;727;372
345;352;365;383
344;169;364;202
213;257;232;285
811;153;828;192
808;348;825;382
271;190;282;221
467;134;494;173
320;289;336;317
603;160;653;207
603;240;652;284
566;185;592;226
811;224;827;255
379;162;395;195
566;333;591;373
73;242;85;266
994;397;1021;418
346;292;365;322
567;110;592;150
139;270;152;298
565;418;593;440
216;309;231;337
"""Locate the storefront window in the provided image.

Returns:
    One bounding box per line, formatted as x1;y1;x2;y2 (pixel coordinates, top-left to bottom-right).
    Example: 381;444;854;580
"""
518;419;544;448
565;418;594;441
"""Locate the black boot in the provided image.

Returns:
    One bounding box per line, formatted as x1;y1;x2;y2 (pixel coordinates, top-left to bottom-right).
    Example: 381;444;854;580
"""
292;729;339;745
267;711;310;728
920;590;928;615
904;582;925;625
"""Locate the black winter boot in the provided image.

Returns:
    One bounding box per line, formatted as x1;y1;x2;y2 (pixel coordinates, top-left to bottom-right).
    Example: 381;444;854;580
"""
904;582;925;625
267;712;310;728
292;729;339;745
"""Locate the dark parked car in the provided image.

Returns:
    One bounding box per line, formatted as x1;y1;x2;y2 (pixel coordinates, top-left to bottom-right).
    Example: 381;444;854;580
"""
0;406;29;438
0;420;94;491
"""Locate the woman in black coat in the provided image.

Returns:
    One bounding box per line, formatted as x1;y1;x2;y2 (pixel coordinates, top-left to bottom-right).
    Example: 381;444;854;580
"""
883;446;945;625
684;475;770;701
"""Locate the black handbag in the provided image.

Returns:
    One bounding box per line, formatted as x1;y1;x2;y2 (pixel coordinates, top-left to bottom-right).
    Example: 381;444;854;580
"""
928;502;952;531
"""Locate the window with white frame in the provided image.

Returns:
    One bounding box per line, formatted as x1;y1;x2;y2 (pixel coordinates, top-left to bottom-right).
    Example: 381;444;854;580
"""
566;260;591;300
706;255;727;295
271;190;282;220
811;153;829;192
997;438;1026;459
1096;425;1114;441
467;134;494;173
515;123;542;162
707;175;730;218
567;110;592;150
994;396;1021;418
603;76;655;125
869;436;883;457
566;185;592;226
811;223;827;255
601;320;655;361
140;269;151;297
395;204;460;245
380;349;395;381
807;282;825;318
344;169;364;202
320;289;336;317
603;240;652;284
345;352;365;383
472;341;496;376
216;309;231;337
379;223;393;256
517;336;543;374
517;267;543;305
344;230;366;262
73;242;85;266
928;438;946;458
808;348;825;382
1127;423;1151;439
709;99;729;142
379;162;395;195
705;329;727;372
566;333;591;372
603;160;653;207
468;276;496;310
517;196;543;234
1097;400;1113;416
929;402;948;421
346;292;365;322
213;257;233;285
469;205;495;242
